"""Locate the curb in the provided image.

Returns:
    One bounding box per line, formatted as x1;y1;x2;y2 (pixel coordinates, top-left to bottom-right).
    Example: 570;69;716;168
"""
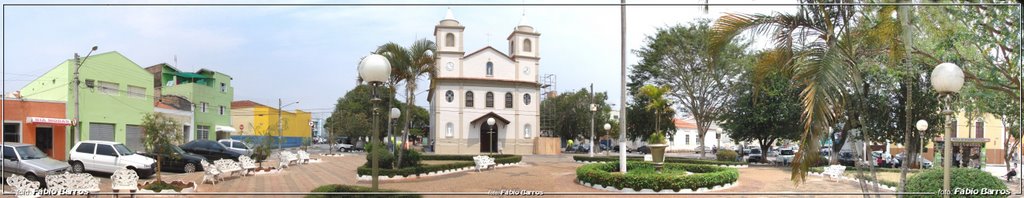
356;162;523;181
807;172;898;191
577;180;739;193
574;160;748;168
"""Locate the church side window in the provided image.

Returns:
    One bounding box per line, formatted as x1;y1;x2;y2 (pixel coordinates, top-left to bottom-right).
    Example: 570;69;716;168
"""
524;124;532;139
524;39;532;52
504;92;513;108
485;92;494;108
445;90;454;103
486;62;494;76
523;93;532;105
465;91;474;107
445;33;455;47
446;122;454;138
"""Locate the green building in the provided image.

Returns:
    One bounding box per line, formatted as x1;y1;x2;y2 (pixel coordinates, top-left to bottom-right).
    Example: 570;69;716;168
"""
19;51;155;154
145;63;235;141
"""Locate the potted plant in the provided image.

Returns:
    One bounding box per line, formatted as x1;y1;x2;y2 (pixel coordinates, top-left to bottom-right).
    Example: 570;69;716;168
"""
648;131;669;172
139;113;197;192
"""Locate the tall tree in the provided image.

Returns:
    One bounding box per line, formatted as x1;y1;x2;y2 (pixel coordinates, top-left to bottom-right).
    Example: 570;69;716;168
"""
539;88;612;140
377;39;436;170
719;67;802;163
636;19;749;158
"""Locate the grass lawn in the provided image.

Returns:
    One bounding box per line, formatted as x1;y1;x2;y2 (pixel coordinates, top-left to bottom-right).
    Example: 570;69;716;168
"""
625;166;692;177
420;160;468;165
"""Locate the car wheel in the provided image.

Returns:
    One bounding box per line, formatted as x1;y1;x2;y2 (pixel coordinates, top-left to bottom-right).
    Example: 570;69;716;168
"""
24;173;39;182
71;162;85;173
183;163;197;173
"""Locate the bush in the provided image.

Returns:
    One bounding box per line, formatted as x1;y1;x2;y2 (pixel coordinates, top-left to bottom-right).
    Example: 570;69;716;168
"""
904;168;1008;198
363;143;421;169
357;154;523;178
648;132;666;144
716;150;739;162
575;162;739;192
307;184;420;198
573;155;747;166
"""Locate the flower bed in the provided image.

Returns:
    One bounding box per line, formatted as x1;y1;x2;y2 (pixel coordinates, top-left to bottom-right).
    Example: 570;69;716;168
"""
137;180;197;193
576;162;739;192
356;154;523;180
573;156;748;167
307;184;421;198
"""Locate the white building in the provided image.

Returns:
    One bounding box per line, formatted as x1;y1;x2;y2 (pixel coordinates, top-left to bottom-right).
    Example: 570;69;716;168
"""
668;118;734;152
429;9;540;155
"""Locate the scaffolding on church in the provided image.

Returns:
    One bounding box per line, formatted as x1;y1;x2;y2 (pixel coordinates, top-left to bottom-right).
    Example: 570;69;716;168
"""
540;74;557;137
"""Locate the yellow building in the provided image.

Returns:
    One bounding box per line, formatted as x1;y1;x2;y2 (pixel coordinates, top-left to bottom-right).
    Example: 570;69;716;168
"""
891;112;1012;164
230;100;311;139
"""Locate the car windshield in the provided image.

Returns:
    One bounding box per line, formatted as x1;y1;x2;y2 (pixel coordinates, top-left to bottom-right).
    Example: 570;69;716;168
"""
113;144;134;156
15;146;48;160
751;149;761;154
841;152;853;158
780;150;795;155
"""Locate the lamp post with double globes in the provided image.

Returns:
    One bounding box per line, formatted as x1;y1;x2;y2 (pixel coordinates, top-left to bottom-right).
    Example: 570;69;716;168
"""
604;123;612;156
930;62;964;198
487;118;496;154
358;54;391;190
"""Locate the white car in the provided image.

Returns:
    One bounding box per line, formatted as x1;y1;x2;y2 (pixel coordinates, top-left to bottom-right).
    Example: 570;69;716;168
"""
774;149;796;165
68;140;156;178
218;139;253;156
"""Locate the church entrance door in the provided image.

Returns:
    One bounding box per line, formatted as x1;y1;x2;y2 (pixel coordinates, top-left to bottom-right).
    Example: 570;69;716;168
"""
480;122;497;153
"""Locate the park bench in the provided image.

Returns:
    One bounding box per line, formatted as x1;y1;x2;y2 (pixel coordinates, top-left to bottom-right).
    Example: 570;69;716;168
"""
474;155;496;172
201;160;223;184
823;165;847;182
239;156;259;175
111;167;139;196
45;172;100;195
297;150;312;164
215;158;245;178
6;175;40;198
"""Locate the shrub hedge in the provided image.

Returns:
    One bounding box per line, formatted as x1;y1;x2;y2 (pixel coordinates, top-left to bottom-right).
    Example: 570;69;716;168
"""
809;166;924;174
904;168;1008;198
576;162;739;192
573;155;748;166
716;150;739;162
307;184;420;198
357;154;522;178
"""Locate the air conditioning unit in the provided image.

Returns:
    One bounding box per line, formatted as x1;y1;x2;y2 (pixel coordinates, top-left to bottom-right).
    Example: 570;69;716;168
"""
84;79;95;88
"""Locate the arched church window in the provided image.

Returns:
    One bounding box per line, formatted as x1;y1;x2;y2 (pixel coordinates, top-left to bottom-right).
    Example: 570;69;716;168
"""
445;33;455;47
486;61;494;76
524;39;532;52
485;92;494;108
465;91;474;107
504;93;513;108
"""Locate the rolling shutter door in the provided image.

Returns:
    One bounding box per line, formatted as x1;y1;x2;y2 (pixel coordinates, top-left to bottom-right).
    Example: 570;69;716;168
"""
125;125;144;151
89;123;115;141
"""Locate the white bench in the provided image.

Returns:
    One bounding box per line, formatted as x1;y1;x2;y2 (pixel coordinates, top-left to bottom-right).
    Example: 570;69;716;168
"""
45;172;100;194
6;175;41;198
239;156;259;175
111;167;139;195
201;160;223;184
474;155;496;172
215;158;245;177
296;150;311;164
823;165;847;182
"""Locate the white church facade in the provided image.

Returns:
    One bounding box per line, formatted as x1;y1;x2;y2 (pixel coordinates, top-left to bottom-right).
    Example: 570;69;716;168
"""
429;9;540;155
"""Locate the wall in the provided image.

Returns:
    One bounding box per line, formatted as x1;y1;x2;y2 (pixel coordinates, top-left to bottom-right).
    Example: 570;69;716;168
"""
2;99;69;159
162;75;233;140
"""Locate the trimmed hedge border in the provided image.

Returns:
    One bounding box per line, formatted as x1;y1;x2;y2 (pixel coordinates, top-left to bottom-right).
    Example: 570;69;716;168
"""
573;156;748;168
807;168;897;191
576;162;740;193
356;154;523;181
307;184;420;198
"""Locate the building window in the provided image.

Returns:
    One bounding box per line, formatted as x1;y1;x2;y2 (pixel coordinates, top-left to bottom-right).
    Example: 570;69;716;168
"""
524;39;532;52
445;33;455;47
976;120;984;138
220;83;227;92
485;92;494;108
98;81;120;95
524;124;532;139
445;90;454;103
127;85;146;98
3;122;20;142
523;94;531;105
685;134;691;145
486;62;494;76
504;93;513;108
201;102;208;113
465;91;474;107
197;125;210;140
219;106;225;115
446;122;454;138
952;120;958;138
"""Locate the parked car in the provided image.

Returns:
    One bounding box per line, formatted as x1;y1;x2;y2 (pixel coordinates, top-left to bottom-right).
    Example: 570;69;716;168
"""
636;145;651;154
180;140;244;161
774;148;796;165
332;136;356;152
746;148;763;163
218;139;253;156
2;142;71;185
137;144;208;173
612;145;633;153
837;151;856;166
68;140;156;178
894;153;933;169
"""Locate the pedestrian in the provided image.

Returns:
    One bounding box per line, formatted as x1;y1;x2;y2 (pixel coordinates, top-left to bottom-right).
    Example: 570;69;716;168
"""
1006;164;1017;182
567;139;575;152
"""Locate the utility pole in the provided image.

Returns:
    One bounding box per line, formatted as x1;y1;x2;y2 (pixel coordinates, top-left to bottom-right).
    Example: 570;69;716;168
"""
72;46;98;149
618;0;628;173
590;83;595;157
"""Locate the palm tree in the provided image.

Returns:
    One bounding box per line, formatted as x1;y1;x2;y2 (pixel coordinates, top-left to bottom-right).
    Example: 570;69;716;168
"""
639;84;672;138
376;42;411;169
375;39;436;169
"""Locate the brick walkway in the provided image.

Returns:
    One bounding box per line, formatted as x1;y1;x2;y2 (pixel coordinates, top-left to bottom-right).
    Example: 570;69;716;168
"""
4;151;900;198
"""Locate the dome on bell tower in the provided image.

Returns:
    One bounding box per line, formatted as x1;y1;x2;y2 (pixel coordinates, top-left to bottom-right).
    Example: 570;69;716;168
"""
439;8;461;26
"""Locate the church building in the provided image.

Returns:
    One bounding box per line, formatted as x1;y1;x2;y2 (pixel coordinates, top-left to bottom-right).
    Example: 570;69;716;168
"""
429;9;540;155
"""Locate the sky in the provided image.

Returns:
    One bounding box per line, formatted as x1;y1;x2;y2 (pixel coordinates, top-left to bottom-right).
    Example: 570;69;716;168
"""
2;0;796;119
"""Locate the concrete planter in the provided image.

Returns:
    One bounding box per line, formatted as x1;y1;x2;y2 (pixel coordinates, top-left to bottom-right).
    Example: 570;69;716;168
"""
356;162;523;181
578;179;738;193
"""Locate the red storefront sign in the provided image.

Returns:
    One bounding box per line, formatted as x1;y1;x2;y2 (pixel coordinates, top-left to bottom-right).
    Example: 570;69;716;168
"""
26;117;73;125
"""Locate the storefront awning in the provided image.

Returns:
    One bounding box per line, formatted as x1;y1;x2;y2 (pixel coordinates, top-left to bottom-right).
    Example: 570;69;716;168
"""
215;125;238;133
26;117;72;125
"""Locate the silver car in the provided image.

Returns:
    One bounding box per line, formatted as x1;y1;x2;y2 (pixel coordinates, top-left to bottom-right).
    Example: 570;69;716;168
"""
2;142;71;183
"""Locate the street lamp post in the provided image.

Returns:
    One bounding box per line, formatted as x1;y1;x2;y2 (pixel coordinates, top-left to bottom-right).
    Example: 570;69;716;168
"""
388;108;401;154
590;103;597;157
72;46;98;147
358;54;391;190
487;118;496;154
916;120;929;168
604;123;612;156
930;62;964;198
278;99;299;150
